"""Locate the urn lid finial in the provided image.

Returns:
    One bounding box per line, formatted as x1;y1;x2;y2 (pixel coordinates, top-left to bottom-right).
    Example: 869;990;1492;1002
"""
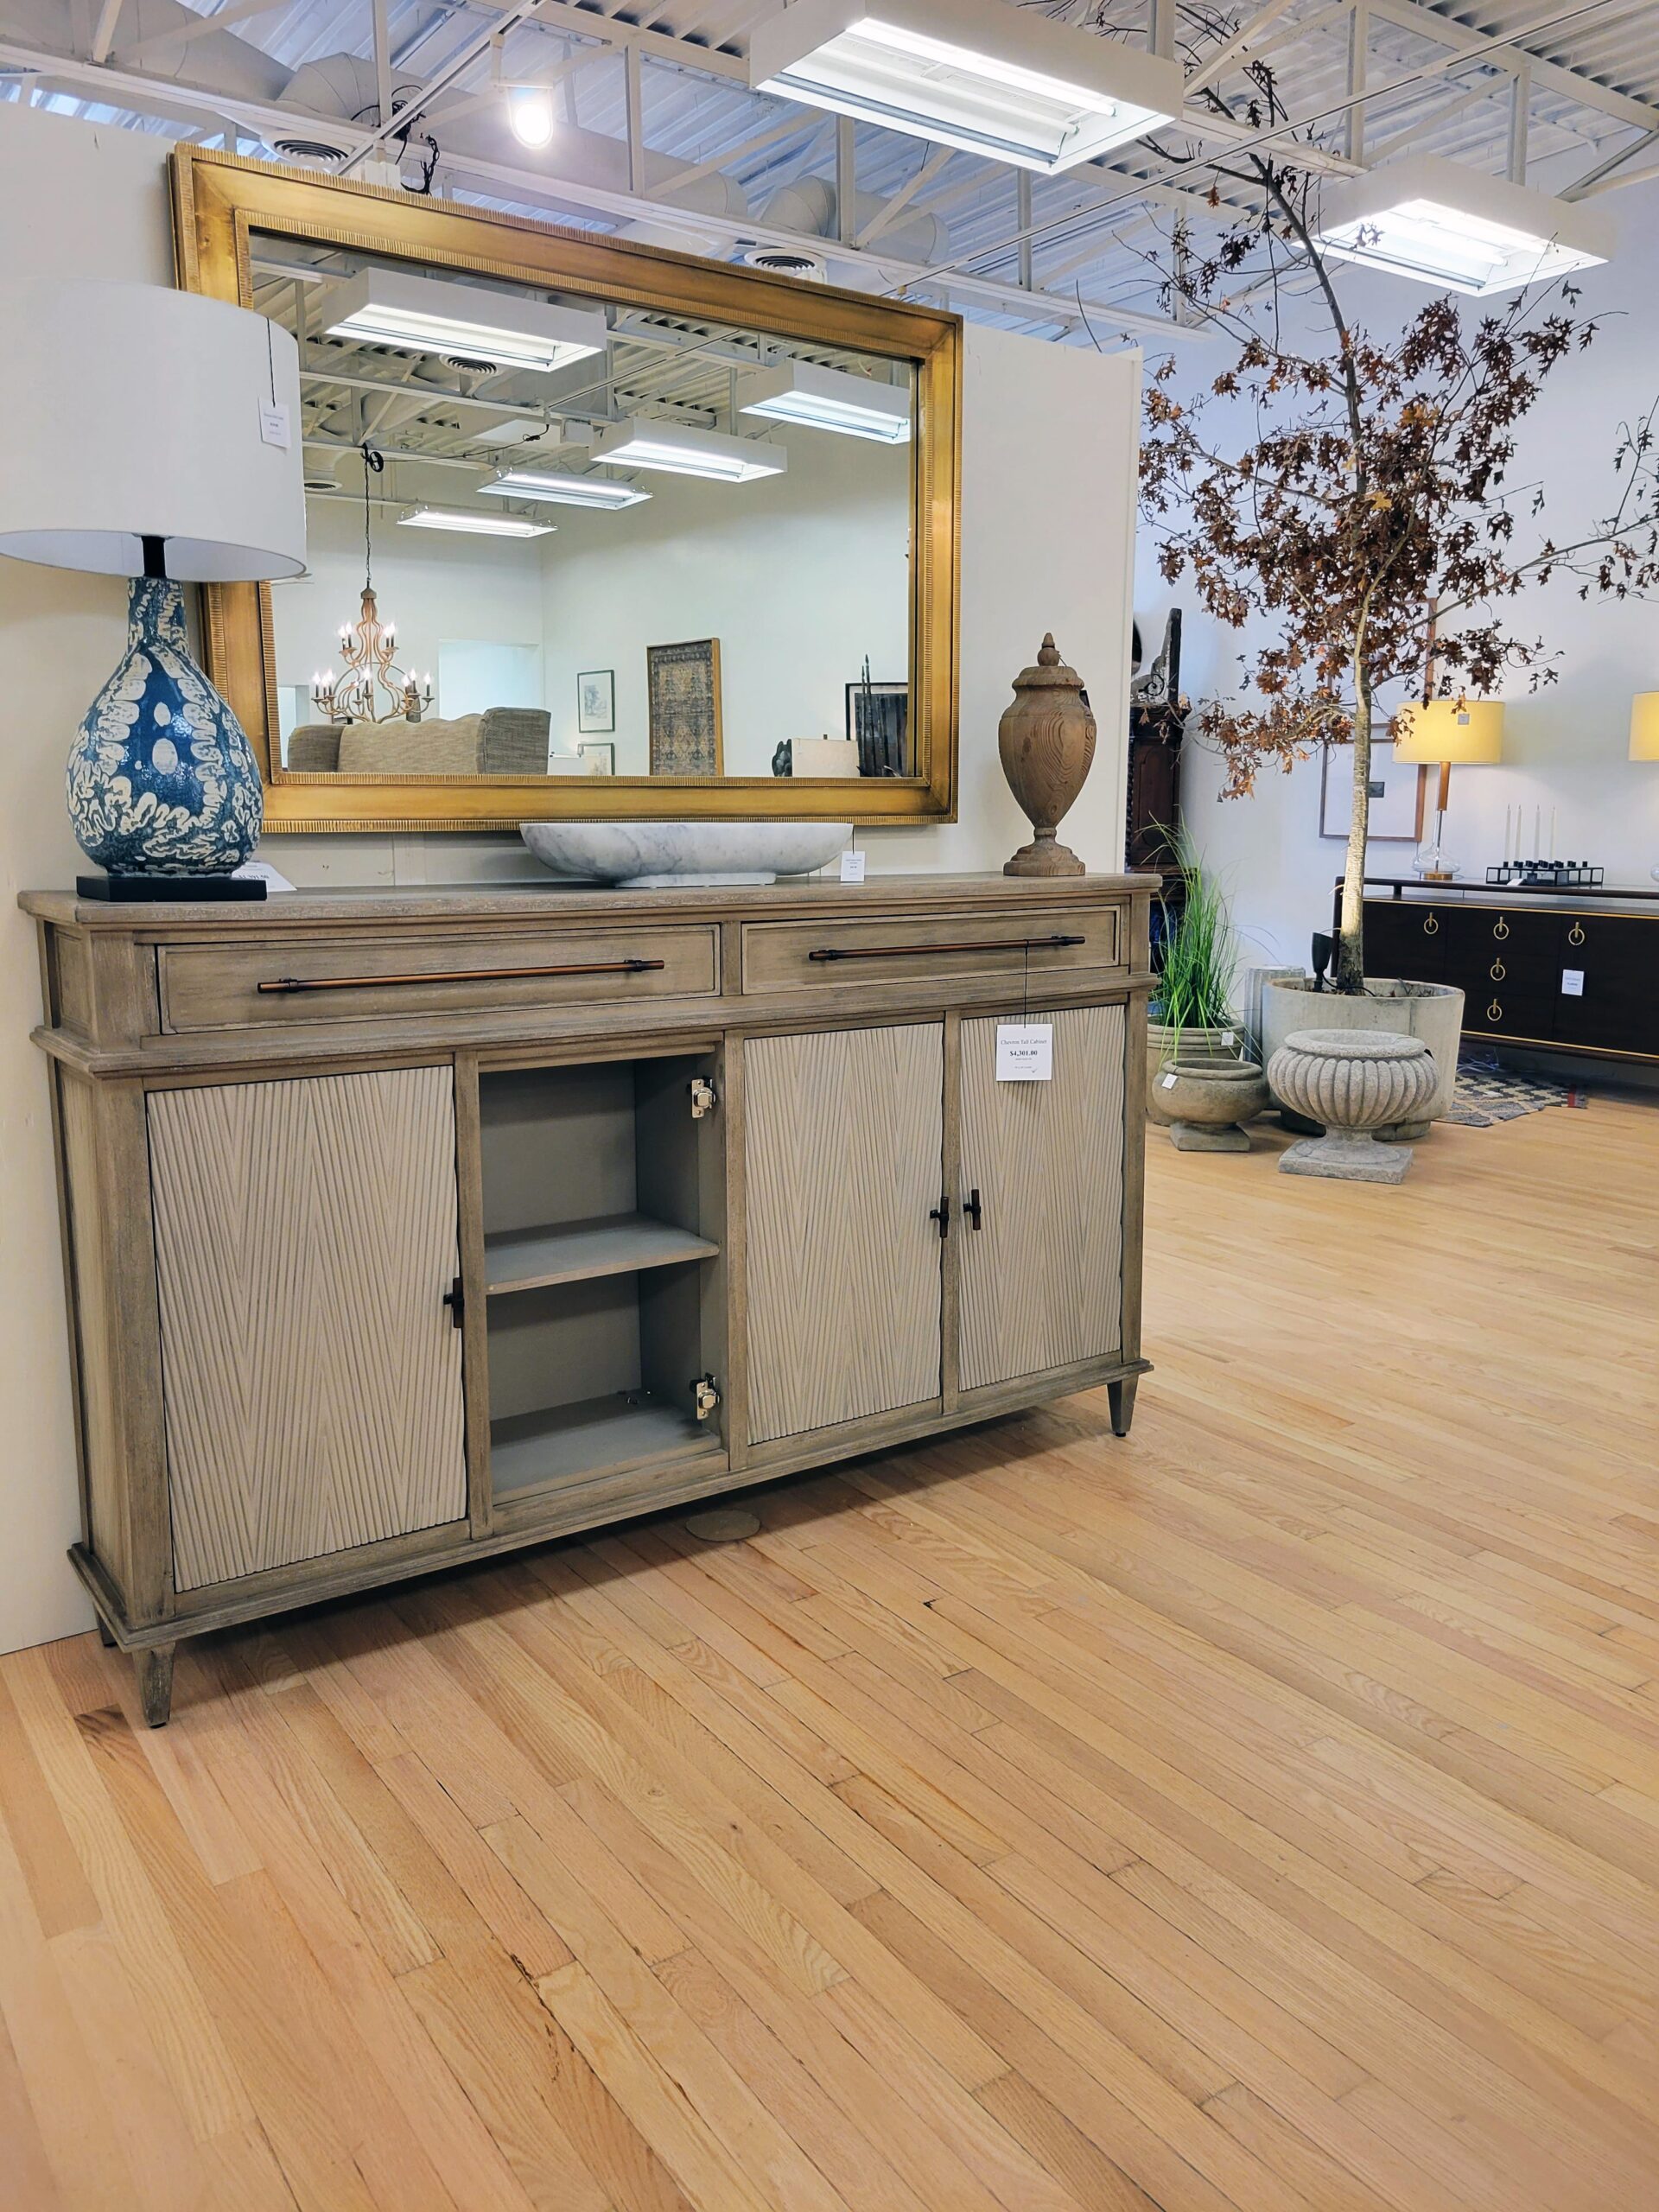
1012;632;1082;690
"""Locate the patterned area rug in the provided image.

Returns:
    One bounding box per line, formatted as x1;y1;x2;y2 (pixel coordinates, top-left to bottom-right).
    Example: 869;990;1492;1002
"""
1446;1054;1587;1128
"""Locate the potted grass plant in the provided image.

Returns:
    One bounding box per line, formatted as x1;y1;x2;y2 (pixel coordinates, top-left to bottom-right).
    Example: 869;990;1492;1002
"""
1148;846;1243;1123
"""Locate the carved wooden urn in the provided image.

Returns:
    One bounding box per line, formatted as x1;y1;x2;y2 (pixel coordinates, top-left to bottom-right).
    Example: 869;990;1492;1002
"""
997;633;1096;877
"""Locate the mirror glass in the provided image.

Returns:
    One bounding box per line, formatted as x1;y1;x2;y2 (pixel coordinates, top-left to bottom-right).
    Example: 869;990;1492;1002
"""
253;236;917;785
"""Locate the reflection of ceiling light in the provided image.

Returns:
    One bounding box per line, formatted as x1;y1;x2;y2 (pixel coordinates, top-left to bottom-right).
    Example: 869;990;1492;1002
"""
1311;156;1611;295
748;0;1179;174
397;505;555;537
590;418;788;482
505;82;555;150
483;469;652;509
737;360;912;443
324;269;607;374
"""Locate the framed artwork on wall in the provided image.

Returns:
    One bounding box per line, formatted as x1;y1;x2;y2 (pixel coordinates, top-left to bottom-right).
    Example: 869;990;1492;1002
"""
576;669;614;734
648;639;723;776
846;679;910;777
1319;738;1427;842
577;739;615;775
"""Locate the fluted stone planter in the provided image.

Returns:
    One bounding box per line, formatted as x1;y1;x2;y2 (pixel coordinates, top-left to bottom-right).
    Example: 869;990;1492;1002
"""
1260;978;1463;1135
1156;1060;1270;1152
1267;1029;1438;1184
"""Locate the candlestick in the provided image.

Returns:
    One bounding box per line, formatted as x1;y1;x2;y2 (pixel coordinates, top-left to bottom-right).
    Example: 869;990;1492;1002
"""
1534;804;1541;861
1549;807;1556;862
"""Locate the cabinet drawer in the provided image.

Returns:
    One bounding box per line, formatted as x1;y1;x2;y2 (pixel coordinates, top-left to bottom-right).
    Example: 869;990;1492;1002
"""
740;905;1122;995
158;926;720;1033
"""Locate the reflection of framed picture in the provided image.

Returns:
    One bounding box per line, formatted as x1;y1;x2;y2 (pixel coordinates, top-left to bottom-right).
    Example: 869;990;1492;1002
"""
647;639;722;776
1320;738;1426;842
576;669;614;734
577;739;615;776
846;679;909;776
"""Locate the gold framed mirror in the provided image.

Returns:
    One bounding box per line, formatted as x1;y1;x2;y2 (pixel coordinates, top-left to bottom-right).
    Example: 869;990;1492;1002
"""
171;149;962;833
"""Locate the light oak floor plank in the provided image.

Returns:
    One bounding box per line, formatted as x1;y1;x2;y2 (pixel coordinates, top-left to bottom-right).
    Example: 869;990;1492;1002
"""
2;1096;1656;2209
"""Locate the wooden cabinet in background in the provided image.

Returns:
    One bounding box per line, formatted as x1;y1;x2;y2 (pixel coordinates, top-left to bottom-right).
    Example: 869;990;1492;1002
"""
26;875;1154;1723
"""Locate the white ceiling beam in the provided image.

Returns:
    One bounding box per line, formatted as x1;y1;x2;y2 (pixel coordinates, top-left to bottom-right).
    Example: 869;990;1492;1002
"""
1368;0;1659;137
88;0;126;65
1186;0;1305;97
858;145;954;248
113;0;297;67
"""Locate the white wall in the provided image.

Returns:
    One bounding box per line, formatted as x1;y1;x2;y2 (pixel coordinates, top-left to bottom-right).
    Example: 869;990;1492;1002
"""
539;425;910;772
1136;185;1659;976
0;100;1141;1654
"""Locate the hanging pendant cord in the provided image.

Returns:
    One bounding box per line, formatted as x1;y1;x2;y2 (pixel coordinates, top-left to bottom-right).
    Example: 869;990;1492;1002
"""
359;441;384;594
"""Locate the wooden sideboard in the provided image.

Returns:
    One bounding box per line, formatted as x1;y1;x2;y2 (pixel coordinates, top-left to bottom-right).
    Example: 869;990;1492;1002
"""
25;874;1154;1722
1353;883;1659;1068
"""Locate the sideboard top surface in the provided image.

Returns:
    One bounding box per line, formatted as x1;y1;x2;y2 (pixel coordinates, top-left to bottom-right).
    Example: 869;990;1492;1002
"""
22;872;1159;936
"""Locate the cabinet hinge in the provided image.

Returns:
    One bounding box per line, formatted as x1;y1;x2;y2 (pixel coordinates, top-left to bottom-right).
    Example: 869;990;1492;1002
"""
691;1375;721;1421
689;1077;718;1120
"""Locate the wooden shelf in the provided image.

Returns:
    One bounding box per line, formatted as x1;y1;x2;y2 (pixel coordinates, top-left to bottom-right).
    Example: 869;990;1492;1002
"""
484;1211;718;1296
490;1392;721;1496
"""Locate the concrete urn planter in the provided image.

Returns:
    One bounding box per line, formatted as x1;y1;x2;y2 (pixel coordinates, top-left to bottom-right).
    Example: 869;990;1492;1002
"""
1260;978;1463;1137
1268;1029;1439;1184
1146;1020;1241;1126
1156;1060;1270;1152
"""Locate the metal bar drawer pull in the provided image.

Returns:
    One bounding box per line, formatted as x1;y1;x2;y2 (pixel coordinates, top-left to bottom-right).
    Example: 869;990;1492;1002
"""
257;956;667;995
807;932;1087;963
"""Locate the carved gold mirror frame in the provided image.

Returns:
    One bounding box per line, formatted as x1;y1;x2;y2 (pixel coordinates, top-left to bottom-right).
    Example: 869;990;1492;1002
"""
171;148;962;833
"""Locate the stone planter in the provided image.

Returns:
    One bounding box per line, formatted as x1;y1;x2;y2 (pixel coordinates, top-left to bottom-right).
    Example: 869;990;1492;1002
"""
1268;1029;1438;1184
1147;1020;1242;1126
1156;1060;1271;1152
1261;977;1463;1137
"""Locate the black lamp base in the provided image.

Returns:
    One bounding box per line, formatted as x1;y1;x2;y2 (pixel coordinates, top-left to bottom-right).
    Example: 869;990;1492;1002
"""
77;874;267;904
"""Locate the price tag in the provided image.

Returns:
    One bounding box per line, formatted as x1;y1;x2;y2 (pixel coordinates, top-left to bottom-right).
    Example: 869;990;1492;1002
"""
1561;968;1585;996
996;1022;1052;1082
1160;1071;1179;1089
258;400;292;449
838;849;866;882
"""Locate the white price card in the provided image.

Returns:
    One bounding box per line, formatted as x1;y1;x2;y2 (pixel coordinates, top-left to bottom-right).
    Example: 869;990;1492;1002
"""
258;401;292;449
996;1022;1052;1082
1561;969;1585;996
839;849;867;882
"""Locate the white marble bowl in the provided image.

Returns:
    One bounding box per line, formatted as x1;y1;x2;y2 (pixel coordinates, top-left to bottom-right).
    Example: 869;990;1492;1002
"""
520;820;852;887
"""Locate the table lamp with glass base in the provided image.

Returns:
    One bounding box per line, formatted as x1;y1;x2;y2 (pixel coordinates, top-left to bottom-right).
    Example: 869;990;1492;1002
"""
1633;696;1659;881
0;281;306;900
1393;698;1504;882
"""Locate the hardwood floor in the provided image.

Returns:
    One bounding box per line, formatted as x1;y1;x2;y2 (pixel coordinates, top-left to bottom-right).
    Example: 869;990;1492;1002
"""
4;1094;1658;2211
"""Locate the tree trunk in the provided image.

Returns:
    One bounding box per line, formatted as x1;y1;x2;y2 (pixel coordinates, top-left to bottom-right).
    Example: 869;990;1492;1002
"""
1335;673;1373;994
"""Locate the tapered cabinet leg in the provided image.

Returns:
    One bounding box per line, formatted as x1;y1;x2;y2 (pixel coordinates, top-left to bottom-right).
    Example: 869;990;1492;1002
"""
95;1616;117;1648
134;1644;175;1728
1108;1376;1138;1439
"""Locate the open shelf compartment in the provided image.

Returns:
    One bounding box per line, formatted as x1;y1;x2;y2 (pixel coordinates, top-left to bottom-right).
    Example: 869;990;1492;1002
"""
479;1053;723;1498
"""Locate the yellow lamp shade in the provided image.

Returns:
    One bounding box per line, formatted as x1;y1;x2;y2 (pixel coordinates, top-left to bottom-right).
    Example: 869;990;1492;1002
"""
1631;693;1659;760
1394;698;1504;765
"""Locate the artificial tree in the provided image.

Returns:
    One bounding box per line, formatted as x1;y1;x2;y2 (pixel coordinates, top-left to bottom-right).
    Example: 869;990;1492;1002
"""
1137;90;1659;992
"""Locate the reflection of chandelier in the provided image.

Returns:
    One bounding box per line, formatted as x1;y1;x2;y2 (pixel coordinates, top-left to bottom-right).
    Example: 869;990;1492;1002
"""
311;443;433;724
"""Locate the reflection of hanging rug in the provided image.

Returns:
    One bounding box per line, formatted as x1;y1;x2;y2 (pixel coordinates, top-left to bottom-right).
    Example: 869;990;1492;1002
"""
1446;1052;1588;1127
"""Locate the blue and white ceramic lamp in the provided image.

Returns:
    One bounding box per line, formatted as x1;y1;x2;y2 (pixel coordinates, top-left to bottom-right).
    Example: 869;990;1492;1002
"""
0;279;307;900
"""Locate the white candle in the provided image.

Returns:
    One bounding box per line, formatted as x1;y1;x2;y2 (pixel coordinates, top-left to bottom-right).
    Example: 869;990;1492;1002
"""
1549;807;1557;862
1534;804;1541;861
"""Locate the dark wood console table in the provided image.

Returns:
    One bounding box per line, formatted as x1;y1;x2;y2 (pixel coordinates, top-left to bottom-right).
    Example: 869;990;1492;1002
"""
1339;879;1659;1069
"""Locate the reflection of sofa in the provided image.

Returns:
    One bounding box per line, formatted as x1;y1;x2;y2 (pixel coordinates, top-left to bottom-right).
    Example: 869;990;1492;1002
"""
287;708;554;775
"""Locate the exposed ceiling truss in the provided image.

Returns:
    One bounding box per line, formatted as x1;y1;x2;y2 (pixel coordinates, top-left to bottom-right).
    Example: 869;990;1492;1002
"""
3;0;1659;348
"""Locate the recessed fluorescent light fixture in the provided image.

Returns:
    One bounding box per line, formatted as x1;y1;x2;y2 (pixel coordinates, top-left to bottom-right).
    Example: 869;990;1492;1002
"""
747;0;1179;174
1311;155;1611;296
324;269;607;374
483;469;652;510
737;360;912;443
397;505;555;537
590;418;788;482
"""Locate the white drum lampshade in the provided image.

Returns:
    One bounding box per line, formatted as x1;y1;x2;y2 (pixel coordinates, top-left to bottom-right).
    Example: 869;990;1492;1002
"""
1394;698;1504;883
0;281;307;897
0;280;306;580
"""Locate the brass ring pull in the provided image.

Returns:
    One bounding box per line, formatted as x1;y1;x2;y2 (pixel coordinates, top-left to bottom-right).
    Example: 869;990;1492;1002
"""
1490;958;1506;982
1487;1000;1503;1022
1492;918;1510;940
1422;913;1439;935
1567;922;1586;947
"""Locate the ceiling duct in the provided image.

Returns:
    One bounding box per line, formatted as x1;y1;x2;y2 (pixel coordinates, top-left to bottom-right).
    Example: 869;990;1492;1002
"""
757;176;950;268
276;52;424;163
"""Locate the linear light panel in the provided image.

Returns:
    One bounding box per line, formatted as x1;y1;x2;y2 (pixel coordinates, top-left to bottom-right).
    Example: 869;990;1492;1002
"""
590;417;788;482
736;360;912;443
397;505;555;537
748;0;1179;174
482;469;653;509
325;269;607;373
1311;156;1611;296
